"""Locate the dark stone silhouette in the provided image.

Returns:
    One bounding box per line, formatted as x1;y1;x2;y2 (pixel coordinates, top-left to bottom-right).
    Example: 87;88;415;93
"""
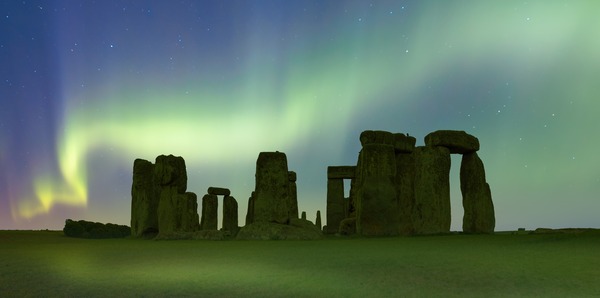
425;130;479;154
301;211;306;220
288;171;299;219
155;155;199;235
64;219;130;239
253;152;291;224
413;146;451;234
208;187;231;196
131;159;159;237
355;131;400;236
200;194;218;230
316;210;322;230
326;129;495;236
223;195;239;235
245;192;255;225
460;152;495;233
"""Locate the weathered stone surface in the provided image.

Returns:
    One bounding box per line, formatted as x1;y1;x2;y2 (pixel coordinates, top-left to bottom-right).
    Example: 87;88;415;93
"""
424;130;479;154
131;158;159;237
339;217;356;235
315;210;322;230
359;130;394;146
157;189;200;235
245;192;255;225
356;143;399;236
154;155;187;193
207;187;230;196
288;174;299;219
393;133;416;153
413;146;451;235
395;152;415;235
288;171;297;182
200;194;218;230
460;152;495;233
327;166;356;179
180;192;200;232
326;178;345;234
253;152;290;224
223;195;239;235
236;219;323;240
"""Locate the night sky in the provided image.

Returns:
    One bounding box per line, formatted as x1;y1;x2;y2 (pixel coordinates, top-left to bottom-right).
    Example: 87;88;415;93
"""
1;1;599;231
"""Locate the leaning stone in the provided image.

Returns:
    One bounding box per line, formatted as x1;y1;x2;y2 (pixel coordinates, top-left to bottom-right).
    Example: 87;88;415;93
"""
327;166;356;179
424;130;480;154
253;152;290;224
460;152;495;233
413;146;451;234
207;187;231;196
200;194;218;230
393;133;416;153
223;195;239;235
131;158;159;237
359;130;394;146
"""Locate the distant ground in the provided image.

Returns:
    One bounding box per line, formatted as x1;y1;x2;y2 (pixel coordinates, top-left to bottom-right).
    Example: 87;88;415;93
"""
1;230;599;297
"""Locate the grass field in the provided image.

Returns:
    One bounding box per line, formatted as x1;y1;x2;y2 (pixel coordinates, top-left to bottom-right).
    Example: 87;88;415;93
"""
1;230;599;297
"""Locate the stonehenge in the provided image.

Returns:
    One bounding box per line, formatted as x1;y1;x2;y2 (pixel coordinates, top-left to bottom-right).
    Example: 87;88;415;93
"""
327;130;495;236
130;129;495;240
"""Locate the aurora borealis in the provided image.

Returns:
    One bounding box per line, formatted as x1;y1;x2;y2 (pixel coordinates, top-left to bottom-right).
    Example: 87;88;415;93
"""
1;1;599;231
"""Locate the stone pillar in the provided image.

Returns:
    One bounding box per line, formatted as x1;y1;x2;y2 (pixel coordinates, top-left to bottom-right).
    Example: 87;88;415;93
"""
315;210;322;230
461;152;495;233
155;155;196;235
131;158;159;237
326;178;344;234
200;194;218;230
288;171;299;219
223;195;239;235
413;146;451;234
301;211;306;220
356;130;399;236
393;133;417;236
180;192;200;232
245;192;255;225
253;152;290;224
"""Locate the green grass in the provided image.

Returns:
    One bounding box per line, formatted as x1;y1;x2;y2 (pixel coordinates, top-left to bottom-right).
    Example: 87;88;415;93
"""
1;230;599;297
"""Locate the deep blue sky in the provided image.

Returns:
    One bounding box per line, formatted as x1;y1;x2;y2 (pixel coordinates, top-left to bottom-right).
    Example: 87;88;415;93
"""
1;0;599;230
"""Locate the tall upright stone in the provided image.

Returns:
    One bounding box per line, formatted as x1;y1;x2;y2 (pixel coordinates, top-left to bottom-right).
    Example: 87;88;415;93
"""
245;192;255;225
253;152;290;224
223;195;239;235
413;146;451;234
200;194;218;230
180;192;200;232
395;152;416;235
315;210;322;231
326;177;345;234
288;171;299;219
131;158;159;237
155;155;196;235
460;152;495;233
356;130;399;236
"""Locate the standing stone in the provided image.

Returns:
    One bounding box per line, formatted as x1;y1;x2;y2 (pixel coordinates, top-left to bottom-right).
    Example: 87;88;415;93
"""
200;194;218;230
245;192;255;225
253;152;290;224
301;211;306;220
315;210;322;230
395;152;416;235
155;155;193;235
356;131;399;236
223;195;239;235
326;178;345;234
180;192;200;232
131;159;159;237
288;171;299;219
460;152;495;233
413;146;451;234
